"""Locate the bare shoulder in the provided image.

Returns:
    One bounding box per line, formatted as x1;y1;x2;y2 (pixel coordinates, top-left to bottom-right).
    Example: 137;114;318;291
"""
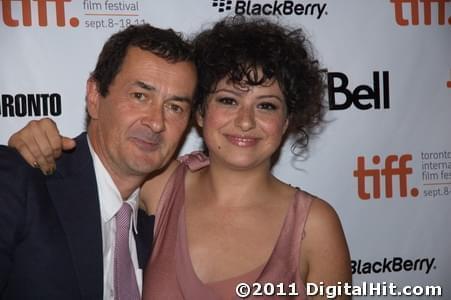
139;159;181;214
304;196;344;236
301;196;352;295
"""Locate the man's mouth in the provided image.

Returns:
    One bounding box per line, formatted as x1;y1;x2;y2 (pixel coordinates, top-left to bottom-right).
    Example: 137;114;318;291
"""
130;136;161;152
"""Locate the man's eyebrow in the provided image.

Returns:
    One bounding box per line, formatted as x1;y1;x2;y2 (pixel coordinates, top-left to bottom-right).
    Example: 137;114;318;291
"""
134;80;192;103
134;81;156;91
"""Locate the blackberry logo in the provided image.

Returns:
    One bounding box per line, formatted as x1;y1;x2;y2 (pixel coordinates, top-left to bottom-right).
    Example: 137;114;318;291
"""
212;0;233;13
351;257;436;275
211;0;327;18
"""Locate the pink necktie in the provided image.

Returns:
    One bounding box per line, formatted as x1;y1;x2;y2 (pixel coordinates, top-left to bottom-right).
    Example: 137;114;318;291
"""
114;203;140;300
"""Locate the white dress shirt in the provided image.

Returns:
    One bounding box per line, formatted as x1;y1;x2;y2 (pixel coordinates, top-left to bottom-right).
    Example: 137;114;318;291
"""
88;140;142;300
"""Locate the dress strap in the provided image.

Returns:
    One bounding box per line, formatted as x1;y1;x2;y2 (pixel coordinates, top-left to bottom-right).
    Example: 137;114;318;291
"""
152;161;187;245
254;190;313;299
153;152;210;243
177;151;210;171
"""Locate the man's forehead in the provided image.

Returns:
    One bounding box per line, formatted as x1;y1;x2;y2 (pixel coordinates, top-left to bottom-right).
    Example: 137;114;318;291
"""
119;48;195;83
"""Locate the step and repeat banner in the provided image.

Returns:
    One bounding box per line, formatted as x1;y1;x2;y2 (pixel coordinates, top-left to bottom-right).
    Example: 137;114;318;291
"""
1;0;450;298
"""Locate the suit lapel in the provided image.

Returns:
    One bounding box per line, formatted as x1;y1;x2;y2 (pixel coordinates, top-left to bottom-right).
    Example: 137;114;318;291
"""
46;133;103;299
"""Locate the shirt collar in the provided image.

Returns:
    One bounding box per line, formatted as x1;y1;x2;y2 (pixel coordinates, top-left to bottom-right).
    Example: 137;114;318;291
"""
87;137;140;234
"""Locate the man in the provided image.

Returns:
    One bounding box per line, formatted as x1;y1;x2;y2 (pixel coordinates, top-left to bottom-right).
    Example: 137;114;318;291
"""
0;24;197;299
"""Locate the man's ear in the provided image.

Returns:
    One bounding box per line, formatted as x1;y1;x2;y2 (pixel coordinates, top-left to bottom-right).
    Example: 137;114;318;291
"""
86;79;100;120
196;110;204;128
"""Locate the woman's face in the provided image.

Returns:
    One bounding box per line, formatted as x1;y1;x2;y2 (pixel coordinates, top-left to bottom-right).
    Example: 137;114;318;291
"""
197;77;289;170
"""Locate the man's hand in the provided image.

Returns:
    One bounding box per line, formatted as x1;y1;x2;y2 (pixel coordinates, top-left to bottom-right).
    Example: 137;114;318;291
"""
8;118;76;175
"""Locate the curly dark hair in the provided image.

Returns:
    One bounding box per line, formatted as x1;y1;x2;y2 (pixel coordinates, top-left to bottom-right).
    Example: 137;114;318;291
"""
91;24;192;97
192;17;326;154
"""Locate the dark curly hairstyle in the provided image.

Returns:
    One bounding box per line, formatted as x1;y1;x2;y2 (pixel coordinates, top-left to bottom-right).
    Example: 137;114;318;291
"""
192;17;326;154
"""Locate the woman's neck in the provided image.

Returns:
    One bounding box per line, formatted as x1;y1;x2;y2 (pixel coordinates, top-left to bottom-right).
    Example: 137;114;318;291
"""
196;157;278;208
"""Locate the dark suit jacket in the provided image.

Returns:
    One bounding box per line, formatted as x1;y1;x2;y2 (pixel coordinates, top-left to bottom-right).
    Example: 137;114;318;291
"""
0;133;154;299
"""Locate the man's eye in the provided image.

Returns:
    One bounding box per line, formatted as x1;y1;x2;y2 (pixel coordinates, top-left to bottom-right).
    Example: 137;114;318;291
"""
132;92;146;101
165;103;183;113
217;97;236;105
257;102;277;110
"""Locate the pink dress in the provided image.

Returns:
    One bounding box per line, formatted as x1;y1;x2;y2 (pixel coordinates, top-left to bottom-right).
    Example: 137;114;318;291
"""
143;153;312;299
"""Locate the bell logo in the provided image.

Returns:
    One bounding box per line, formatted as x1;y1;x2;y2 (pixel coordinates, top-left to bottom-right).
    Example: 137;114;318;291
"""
353;154;420;200
328;71;390;110
1;0;79;27
390;0;451;26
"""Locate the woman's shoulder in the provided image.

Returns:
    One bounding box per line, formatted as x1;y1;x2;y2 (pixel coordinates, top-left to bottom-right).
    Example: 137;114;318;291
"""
300;193;350;270
295;191;343;235
290;188;346;254
299;194;352;288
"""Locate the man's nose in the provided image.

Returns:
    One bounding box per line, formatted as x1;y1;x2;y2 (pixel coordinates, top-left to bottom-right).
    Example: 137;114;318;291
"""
142;103;165;133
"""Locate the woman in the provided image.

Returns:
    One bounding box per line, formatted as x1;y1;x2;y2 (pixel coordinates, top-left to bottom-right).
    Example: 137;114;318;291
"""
9;17;351;299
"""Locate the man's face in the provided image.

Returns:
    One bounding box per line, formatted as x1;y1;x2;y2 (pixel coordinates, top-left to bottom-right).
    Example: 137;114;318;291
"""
87;46;196;181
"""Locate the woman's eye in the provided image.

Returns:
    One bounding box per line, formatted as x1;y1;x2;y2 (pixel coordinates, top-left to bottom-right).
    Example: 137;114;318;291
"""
217;97;236;105
257;102;277;110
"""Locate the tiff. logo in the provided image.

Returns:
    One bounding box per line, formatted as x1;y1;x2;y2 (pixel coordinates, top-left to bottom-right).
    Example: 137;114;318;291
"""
1;0;79;27
353;154;419;200
212;0;233;12
390;0;450;26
